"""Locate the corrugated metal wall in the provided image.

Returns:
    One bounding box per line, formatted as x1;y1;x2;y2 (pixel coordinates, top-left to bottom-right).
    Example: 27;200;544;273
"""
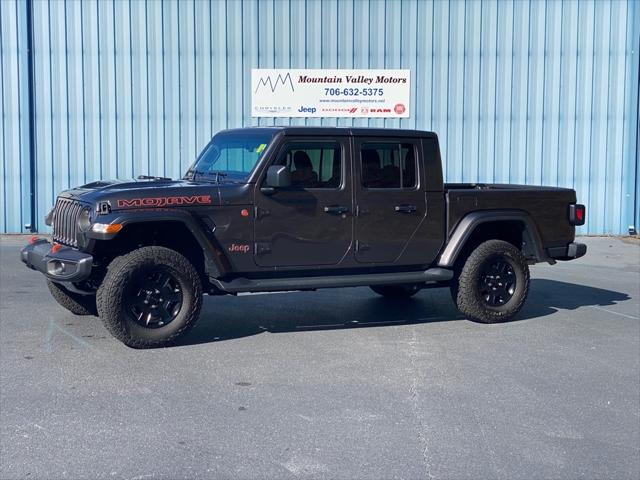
0;0;31;233
1;0;638;234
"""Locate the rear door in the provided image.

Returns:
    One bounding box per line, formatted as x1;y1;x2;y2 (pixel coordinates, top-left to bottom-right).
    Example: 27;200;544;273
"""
354;138;426;264
253;137;353;267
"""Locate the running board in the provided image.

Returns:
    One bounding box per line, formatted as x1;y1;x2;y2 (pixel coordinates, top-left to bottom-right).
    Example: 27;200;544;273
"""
211;268;453;294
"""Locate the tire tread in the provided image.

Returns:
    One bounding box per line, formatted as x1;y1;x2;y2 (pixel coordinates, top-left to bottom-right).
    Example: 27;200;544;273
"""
452;240;529;323
96;246;202;348
47;280;97;316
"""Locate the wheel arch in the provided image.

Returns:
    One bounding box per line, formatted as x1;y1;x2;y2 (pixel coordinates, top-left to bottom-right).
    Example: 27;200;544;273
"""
88;210;230;279
437;210;547;268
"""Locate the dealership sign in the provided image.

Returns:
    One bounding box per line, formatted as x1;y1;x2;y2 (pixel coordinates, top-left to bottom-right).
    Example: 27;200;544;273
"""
251;69;410;118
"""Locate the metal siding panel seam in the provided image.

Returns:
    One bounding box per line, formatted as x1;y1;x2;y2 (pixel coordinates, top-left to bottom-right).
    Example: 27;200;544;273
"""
0;2;10;231
606;0;625;233
0;2;8;232
631;0;640;234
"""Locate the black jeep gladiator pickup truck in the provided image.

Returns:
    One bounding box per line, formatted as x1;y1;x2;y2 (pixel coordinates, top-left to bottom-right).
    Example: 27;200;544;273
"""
21;127;586;348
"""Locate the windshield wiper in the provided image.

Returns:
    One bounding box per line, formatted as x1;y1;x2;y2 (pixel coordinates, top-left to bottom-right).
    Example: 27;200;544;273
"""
138;174;172;181
192;170;229;183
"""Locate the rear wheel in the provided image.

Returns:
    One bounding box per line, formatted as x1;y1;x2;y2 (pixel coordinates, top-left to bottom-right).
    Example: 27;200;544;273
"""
370;284;421;299
451;240;529;323
47;280;97;316
96;246;202;348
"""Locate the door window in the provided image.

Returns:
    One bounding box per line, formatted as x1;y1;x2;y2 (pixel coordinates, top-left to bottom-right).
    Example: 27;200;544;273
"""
360;143;417;189
274;142;342;188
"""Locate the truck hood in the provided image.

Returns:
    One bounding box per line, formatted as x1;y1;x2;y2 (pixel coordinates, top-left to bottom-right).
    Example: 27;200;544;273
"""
58;178;254;210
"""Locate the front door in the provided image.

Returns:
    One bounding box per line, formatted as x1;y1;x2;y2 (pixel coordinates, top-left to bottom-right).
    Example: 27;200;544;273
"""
354;138;426;264
254;138;352;267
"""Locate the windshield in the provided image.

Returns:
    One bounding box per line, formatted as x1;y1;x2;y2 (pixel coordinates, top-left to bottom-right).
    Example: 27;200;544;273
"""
185;131;274;182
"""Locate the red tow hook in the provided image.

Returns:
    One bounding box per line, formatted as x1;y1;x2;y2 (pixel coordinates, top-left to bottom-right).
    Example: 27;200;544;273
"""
28;235;40;245
50;243;62;254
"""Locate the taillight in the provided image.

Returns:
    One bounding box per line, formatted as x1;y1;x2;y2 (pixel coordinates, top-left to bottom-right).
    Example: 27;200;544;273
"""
569;204;585;226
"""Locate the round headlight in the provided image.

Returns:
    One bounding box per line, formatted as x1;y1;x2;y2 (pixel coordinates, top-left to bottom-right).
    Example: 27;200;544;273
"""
77;208;93;232
44;207;55;226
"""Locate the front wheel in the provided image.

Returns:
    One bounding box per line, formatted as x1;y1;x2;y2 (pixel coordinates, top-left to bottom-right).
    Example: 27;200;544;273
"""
450;240;529;324
47;280;97;316
96;246;202;348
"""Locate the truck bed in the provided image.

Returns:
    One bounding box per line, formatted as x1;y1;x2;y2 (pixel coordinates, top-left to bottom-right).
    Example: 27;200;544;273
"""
444;183;577;249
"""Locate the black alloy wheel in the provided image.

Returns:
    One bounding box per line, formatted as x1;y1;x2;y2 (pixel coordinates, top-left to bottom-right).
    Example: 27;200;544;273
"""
96;246;203;348
450;239;529;324
126;267;183;328
478;257;517;307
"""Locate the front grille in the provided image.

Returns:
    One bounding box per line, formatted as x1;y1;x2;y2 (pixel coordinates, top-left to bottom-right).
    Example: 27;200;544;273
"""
52;198;85;247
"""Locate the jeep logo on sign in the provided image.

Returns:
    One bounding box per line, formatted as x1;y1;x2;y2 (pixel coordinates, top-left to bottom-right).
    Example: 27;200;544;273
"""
298;106;317;114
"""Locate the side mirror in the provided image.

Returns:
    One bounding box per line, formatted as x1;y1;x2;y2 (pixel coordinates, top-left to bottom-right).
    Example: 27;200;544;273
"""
265;165;291;188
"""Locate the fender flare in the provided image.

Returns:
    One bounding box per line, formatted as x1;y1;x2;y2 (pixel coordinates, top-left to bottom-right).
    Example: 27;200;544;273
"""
87;209;230;278
437;210;547;267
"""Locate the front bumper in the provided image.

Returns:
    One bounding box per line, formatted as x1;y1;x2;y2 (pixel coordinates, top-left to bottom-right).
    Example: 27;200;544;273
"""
547;242;587;261
20;238;93;282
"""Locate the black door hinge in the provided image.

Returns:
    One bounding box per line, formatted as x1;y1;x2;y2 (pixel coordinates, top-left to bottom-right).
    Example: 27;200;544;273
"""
255;207;270;219
255;242;271;255
356;240;371;251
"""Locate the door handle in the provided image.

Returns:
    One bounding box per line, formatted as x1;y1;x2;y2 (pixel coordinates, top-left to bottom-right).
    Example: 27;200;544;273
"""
324;205;349;215
395;204;417;213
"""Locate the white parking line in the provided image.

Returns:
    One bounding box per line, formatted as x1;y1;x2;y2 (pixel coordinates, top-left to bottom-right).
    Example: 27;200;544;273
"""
589;305;639;320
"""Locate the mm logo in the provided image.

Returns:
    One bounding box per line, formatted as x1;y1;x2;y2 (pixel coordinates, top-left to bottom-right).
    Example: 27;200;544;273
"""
116;195;212;208
254;72;295;93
